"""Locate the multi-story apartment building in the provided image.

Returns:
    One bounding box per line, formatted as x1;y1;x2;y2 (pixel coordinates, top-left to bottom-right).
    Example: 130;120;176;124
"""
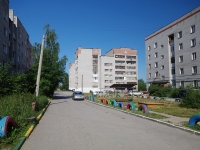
69;47;101;92
69;47;138;92
101;48;138;91
0;0;32;73
145;6;200;88
0;0;9;66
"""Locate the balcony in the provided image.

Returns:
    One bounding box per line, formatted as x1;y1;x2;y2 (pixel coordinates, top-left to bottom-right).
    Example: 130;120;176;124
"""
93;80;98;82
93;74;98;77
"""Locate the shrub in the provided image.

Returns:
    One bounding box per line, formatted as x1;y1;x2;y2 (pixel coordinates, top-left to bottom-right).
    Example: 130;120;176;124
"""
35;96;49;110
181;88;200;109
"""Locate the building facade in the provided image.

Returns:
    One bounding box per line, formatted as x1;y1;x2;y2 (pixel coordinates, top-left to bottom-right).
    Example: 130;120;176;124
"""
145;6;200;88
69;47;138;93
0;0;9;66
0;0;32;73
69;47;101;92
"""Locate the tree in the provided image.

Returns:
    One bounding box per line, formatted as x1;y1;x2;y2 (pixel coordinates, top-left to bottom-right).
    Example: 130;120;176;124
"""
59;72;69;91
138;79;146;91
27;24;68;97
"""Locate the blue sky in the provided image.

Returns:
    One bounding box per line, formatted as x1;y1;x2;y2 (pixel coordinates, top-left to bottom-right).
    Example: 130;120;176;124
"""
9;0;200;81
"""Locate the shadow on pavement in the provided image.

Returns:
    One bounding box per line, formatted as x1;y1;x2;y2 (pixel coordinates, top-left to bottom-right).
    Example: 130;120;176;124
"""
50;101;68;105
53;95;71;100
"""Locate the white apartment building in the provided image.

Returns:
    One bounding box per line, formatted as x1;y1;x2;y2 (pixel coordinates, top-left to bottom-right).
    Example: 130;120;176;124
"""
69;47;101;92
69;47;138;93
145;6;200;88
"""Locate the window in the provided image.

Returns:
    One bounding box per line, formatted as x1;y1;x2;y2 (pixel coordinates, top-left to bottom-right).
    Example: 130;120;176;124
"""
191;25;195;34
193;80;198;87
154;43;157;49
104;63;112;66
149;73;151;79
161;55;164;59
148;64;151;69
161;65;164;70
178;31;182;38
179;56;183;63
148;55;151;60
4;27;7;37
180;68;184;75
179;43;183;50
180;81;184;87
18;43;20;50
160;45;164;48
192;66;197;74
171;68;175;74
155;62;158;68
155;52;158;58
3;43;7;54
191;39;196;47
191;52;196;60
17;56;20;62
148;46;151;51
3;11;8;21
161;75;165;79
155;72;159;77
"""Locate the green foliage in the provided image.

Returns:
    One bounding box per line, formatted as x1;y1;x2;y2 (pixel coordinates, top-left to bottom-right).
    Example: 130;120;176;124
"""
0;93;48;148
59;72;69;91
181;87;200;109
148;84;177;97
138;79;146;91
35;96;49;110
0;63;32;98
27;24;68;97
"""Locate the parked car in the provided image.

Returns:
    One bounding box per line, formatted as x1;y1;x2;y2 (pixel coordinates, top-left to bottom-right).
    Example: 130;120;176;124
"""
128;91;143;96
72;91;84;100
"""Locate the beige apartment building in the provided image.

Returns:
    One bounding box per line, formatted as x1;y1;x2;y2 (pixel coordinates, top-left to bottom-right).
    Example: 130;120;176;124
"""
69;47;138;93
145;6;200;88
0;0;32;72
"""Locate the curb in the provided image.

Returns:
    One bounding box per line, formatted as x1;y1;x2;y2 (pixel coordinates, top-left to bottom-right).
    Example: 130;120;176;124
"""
13;101;51;150
86;100;200;136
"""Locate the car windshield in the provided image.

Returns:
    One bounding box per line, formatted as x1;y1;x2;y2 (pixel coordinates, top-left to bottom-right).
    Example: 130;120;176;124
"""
74;91;82;94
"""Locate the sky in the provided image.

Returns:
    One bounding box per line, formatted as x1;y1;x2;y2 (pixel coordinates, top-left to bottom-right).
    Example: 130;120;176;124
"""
9;0;200;81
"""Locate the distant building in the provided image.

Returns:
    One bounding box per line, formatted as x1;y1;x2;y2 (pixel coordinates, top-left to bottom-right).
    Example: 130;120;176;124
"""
0;0;33;73
69;47;138;93
145;6;200;88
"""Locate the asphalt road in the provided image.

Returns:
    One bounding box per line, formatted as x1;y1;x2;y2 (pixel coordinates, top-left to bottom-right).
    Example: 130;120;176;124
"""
21;91;200;150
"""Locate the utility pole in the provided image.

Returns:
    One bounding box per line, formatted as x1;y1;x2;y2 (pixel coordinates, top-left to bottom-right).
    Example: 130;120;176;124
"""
36;34;45;97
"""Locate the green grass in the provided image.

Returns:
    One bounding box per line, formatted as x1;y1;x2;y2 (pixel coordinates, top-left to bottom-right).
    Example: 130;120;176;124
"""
0;93;49;149
183;123;200;132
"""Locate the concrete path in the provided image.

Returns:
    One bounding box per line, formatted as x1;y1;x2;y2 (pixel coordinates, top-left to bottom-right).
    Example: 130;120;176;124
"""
21;91;200;150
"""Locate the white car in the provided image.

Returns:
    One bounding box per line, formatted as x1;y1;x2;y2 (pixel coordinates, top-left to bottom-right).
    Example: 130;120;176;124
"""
128;91;143;96
93;91;104;96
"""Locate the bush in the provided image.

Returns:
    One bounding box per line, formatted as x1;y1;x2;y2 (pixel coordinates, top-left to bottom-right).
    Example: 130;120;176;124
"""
181;88;200;109
0;93;37;127
35;96;49;110
0;93;49;148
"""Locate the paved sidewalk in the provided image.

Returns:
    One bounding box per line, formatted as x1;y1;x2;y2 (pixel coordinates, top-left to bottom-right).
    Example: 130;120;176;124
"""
149;111;189;126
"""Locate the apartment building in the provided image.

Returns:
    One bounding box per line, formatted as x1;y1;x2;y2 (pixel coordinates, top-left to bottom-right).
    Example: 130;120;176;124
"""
69;47;101;92
69;47;138;92
0;0;32;72
101;48;138;91
145;6;200;88
0;0;9;66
